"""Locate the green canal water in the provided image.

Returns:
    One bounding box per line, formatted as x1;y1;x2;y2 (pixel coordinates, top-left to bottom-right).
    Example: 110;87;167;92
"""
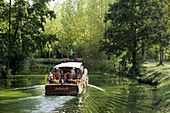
0;74;156;113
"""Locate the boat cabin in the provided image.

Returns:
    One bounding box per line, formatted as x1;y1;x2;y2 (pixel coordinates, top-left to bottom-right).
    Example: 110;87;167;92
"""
48;61;85;84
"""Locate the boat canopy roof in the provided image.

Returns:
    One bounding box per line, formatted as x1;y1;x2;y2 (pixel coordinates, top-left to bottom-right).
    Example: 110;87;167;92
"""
54;62;83;69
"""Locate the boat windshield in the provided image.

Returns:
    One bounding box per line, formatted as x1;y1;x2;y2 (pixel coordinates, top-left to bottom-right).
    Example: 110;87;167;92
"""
50;67;82;79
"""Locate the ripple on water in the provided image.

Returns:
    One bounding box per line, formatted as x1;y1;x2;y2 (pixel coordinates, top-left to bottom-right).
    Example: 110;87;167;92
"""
0;75;155;113
81;77;154;113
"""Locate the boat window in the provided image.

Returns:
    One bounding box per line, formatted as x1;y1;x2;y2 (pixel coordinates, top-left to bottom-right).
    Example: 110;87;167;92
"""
71;68;75;75
50;68;56;73
63;69;71;73
77;69;82;75
50;68;60;73
77;69;82;79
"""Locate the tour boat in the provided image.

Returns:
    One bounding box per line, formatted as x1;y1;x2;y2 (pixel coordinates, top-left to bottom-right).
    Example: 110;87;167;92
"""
45;58;88;96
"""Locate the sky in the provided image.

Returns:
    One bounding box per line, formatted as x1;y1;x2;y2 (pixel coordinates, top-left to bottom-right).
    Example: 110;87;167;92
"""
6;0;66;8
49;0;66;9
51;0;66;4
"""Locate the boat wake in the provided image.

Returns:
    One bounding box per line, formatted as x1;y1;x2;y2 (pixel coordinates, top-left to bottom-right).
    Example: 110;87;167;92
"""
87;84;105;92
6;85;45;91
0;91;74;113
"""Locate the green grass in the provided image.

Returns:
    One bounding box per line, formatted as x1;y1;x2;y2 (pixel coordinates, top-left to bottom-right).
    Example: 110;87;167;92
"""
0;90;32;100
35;58;61;64
12;74;46;77
10;74;47;79
144;63;170;74
140;62;170;112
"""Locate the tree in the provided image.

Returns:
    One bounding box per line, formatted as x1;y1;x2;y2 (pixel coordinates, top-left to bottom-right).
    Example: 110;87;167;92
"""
0;0;10;78
104;0;169;76
0;0;56;77
153;1;169;65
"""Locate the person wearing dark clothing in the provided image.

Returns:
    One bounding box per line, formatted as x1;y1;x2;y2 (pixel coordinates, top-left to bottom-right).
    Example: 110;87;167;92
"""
60;70;65;83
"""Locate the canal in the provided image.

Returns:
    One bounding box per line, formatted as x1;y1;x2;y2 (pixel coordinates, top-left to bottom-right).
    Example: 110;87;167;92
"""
0;74;155;113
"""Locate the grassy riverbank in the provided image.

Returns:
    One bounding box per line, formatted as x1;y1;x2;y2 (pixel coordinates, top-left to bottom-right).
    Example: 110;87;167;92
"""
138;62;170;112
0;90;32;100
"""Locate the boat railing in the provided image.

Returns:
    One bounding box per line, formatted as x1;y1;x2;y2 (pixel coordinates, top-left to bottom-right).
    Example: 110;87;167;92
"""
60;58;84;63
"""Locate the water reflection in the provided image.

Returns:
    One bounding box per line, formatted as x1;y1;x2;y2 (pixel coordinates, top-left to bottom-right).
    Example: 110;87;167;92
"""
53;89;88;113
82;75;154;113
0;74;155;113
0;76;46;89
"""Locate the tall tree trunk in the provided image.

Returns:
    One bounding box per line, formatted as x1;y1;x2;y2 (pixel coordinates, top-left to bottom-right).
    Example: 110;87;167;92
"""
8;0;11;41
155;49;158;62
131;2;138;76
56;50;57;59
49;47;50;58
6;0;12;77
159;44;163;65
132;36;137;76
141;42;145;62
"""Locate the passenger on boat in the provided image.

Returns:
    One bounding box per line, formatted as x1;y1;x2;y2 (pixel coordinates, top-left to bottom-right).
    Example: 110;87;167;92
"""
55;68;60;80
83;68;88;76
48;72;53;83
77;69;82;79
71;68;76;79
56;67;60;73
65;72;71;83
60;70;65;83
55;73;59;80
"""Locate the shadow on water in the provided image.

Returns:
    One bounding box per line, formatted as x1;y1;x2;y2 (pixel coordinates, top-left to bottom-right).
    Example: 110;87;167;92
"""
81;75;154;113
0;74;155;113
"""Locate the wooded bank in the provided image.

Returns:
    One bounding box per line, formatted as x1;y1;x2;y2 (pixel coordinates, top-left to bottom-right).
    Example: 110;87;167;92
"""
0;0;169;78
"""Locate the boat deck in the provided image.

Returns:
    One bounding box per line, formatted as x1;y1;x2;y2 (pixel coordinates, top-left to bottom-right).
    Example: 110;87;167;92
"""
46;83;78;86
